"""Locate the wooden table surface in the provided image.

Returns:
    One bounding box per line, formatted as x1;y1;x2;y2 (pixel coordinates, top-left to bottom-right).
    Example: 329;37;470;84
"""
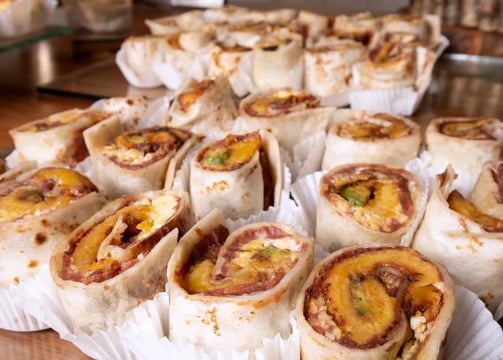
0;3;502;359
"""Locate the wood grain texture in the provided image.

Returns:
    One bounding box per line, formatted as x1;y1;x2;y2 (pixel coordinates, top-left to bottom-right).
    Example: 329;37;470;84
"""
0;329;90;359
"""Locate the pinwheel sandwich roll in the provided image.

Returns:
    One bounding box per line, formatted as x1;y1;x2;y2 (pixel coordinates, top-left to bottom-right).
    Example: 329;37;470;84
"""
381;13;441;47
316;163;422;252
9;108;113;167
359;42;417;90
304;39;366;98
322;110;421;170
296;10;329;47
190;130;282;221
50;189;192;334
100;96;150;131
208;43;252;97
145;10;206;35
252;33;303;91
167;209;314;354
84;116;197;198
168;76;238;135
215;21;272;49
238;89;331;152
425;117;503;177
331;12;382;48
203;5;265;24
413;166;503;316
296;245;455;360
0;167;105;286
121;35;168;79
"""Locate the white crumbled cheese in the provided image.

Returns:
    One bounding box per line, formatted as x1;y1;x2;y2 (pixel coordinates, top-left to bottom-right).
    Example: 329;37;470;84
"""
102;146;155;165
410;313;427;342
262;237;302;251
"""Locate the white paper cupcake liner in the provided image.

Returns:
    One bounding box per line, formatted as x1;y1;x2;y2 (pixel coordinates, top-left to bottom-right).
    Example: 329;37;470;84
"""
0;267;50;332
291;131;326;182
445;285;503;360
17;266;169;360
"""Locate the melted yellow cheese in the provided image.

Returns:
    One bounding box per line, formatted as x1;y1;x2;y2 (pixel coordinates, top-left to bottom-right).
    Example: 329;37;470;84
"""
0;168;96;223
200;132;261;171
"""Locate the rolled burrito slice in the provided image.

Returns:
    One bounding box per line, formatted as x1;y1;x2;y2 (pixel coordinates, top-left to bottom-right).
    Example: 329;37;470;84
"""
424;117;503;182
359;42;417;90
238;88;331;152
322;110;421;170
330;12;382;48
145;10;206;35
296;245;455;360
0;167;105;286
252;33;303;91
50;189;192;333
9;108;113;167
207;43;252;97
316;163;422;252
381;13;441;48
85;117;196;198
296;10;329;47
413;166;503;316
167;209;314;354
168;76;238;135
190;130;282;221
304;39;366;99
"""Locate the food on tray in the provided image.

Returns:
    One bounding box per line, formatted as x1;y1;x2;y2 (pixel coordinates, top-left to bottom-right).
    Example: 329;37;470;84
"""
252;33;304;90
238;88;331;152
207;42;251;97
100;96;150;131
413;166;503;317
316;163;423;252
167;209;314;354
84;117;196;198
145;9;206;35
322;110;421;170
9;108;113;167
122;35;167;78
330;12;382;47
50;189;192;333
304;39;366;98
0;166;105;286
296;10;329;47
296;245;454;360
190;130;282;220
381;13;441;47
168;76;238;134
359;42;417;89
425;116;503;177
